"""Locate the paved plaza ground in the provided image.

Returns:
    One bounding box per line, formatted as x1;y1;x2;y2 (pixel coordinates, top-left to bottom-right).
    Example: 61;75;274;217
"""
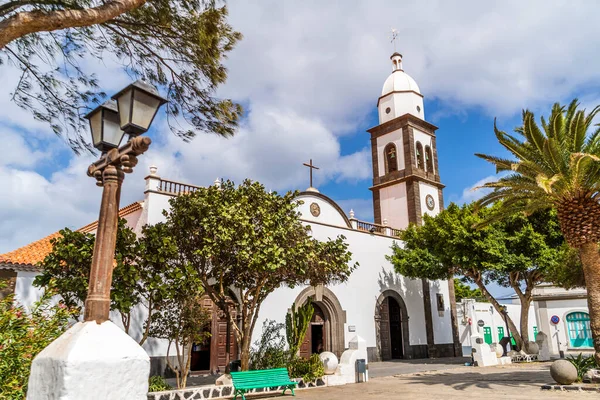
293;362;597;399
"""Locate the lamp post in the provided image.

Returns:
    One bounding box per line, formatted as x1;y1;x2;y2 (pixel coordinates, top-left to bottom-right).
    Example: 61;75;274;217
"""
83;80;166;323
27;80;166;400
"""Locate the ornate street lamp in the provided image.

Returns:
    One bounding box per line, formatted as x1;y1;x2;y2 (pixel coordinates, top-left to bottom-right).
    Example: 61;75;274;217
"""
112;79;168;136
85;100;125;153
83;81;166;323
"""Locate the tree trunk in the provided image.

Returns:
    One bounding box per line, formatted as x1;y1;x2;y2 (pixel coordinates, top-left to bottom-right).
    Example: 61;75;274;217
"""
470;275;523;349
240;334;251;371
519;299;531;352
0;0;147;49
447;274;461;356
579;242;600;365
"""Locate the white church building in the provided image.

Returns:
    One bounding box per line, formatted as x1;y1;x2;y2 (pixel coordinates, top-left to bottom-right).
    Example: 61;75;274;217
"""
0;53;461;375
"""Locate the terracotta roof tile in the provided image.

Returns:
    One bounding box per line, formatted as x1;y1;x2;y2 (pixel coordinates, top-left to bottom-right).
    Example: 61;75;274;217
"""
0;201;143;271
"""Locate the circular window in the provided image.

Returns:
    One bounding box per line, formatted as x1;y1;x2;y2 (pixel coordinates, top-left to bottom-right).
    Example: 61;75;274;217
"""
385;107;391;114
416;105;421;113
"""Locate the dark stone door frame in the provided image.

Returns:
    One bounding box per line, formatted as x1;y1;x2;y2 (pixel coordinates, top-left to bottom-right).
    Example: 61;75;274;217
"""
294;286;346;358
375;290;412;360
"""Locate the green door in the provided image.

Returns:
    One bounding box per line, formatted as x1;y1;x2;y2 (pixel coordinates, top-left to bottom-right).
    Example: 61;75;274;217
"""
497;326;504;341
483;326;492;344
566;312;593;348
533;326;538;341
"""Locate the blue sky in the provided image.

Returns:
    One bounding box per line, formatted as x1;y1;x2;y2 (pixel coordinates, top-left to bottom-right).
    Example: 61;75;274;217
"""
2;1;600;299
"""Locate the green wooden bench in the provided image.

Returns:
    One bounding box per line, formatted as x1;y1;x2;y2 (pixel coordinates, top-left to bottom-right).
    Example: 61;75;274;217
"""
230;368;297;400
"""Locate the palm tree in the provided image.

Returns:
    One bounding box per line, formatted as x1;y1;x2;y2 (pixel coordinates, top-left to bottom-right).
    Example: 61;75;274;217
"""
476;100;600;362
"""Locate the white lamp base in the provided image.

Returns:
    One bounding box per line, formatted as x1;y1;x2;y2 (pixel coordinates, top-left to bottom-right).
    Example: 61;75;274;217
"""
27;321;150;400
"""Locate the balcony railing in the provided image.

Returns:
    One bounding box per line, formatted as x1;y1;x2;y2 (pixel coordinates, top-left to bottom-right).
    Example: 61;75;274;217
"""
352;219;402;238
157;179;202;195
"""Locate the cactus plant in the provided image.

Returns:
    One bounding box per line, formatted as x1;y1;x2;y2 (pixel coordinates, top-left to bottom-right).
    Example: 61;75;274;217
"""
286;299;314;360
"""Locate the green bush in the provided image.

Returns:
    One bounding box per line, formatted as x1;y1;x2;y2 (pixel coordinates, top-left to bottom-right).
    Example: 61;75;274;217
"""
0;286;75;400
148;375;172;392
567;353;598;382
249;319;288;370
287;354;325;382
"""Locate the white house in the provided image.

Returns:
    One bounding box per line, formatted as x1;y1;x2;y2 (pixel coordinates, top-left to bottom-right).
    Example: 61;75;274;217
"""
457;283;592;358
0;52;460;376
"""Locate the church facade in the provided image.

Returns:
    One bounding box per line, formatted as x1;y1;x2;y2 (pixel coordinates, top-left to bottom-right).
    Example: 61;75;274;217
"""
0;53;460;375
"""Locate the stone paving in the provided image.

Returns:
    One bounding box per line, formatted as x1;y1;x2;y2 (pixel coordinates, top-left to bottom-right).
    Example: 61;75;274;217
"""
293;362;599;399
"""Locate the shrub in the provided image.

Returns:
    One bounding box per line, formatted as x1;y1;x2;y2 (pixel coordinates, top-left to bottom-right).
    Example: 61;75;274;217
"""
287;354;325;382
148;375;172;392
249;319;288;370
0;286;75;400
567;353;598;382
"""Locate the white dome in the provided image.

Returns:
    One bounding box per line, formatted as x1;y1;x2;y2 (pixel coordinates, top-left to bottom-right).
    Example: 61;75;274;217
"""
381;70;421;97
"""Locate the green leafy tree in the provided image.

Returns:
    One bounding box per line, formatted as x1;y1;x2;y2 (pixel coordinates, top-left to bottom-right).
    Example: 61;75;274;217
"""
388;202;572;351
0;285;76;399
285;300;314;360
476;100;600;362
249;319;288;371
453;279;483;302
35;219;184;346
165;179;357;370
149;293;211;389
35;218;140;332
0;0;242;154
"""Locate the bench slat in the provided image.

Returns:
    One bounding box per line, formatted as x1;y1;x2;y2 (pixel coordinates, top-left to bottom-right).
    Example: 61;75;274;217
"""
231;368;297;399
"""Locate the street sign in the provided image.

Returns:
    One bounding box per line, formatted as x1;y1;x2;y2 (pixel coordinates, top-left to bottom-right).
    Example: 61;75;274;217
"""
477;319;485;327
550;315;560;324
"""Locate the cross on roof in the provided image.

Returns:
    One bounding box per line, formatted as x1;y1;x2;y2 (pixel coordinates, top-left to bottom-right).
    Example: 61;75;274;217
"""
302;159;319;189
390;28;399;51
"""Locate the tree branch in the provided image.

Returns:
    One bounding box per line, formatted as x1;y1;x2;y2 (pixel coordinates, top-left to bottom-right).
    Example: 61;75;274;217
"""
0;0;147;49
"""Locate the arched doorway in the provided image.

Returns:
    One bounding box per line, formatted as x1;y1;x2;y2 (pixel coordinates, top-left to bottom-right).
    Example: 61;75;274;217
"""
190;296;239;374
294;287;346;357
376;290;410;360
299;303;327;358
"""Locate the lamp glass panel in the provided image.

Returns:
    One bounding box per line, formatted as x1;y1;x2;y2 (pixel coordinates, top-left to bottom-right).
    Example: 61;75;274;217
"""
131;89;161;130
116;88;133;129
89;111;103;147
103;109;125;147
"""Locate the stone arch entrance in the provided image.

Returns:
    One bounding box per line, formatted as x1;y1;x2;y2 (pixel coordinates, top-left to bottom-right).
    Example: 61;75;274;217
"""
294;286;346;357
375;290;411;360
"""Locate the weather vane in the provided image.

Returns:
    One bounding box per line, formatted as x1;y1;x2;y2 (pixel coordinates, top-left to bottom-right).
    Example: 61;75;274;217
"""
390;28;399;52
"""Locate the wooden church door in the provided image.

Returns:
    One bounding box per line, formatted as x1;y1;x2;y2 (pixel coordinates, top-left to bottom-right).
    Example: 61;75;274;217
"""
379;297;392;361
299;303;326;358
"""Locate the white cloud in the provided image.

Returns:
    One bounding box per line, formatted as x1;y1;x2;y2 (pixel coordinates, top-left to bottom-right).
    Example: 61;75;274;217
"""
454;175;499;205
4;0;600;253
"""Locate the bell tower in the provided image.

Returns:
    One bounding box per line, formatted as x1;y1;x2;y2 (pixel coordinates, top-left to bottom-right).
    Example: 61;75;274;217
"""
368;53;444;229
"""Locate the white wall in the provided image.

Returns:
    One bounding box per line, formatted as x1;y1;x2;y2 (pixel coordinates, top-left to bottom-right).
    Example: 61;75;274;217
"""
535;298;592;356
378;182;409;230
378;93;424;124
418;182;441;218
457;300;537;356
14;271;45;312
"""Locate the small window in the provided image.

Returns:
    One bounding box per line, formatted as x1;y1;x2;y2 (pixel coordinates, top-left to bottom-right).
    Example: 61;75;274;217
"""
425;146;434;173
416;105;421;113
566;312;593;348
436;293;444;311
385;107;391;114
416;142;424;169
384;143;398;173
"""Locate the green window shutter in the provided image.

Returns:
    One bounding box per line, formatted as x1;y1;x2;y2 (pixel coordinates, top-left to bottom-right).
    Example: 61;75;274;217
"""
497;327;504;342
566;312;593;348
483;327;492;344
